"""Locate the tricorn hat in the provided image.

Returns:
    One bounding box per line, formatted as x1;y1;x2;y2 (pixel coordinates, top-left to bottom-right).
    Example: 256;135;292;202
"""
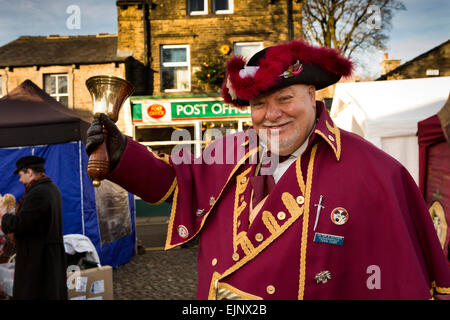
14;155;45;174
221;40;353;106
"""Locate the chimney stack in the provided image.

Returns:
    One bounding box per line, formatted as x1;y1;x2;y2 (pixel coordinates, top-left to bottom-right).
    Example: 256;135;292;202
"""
380;52;401;76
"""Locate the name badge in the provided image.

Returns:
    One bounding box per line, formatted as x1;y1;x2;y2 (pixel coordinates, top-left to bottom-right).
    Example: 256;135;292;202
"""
314;232;344;246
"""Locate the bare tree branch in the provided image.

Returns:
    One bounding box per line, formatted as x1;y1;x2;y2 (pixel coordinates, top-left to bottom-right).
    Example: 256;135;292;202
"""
301;0;405;57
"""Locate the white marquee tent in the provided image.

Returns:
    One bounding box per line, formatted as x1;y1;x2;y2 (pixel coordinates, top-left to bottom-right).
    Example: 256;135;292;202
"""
330;76;450;184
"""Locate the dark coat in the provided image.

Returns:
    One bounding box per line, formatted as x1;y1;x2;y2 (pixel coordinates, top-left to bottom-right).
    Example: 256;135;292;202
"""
1;177;67;300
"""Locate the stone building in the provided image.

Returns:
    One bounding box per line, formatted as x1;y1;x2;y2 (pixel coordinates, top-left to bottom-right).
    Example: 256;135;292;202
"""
117;0;303;96
0;0;303;134
0;34;133;130
378;39;450;80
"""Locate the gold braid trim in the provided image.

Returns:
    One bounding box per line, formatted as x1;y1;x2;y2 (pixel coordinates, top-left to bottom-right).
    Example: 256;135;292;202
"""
298;144;318;300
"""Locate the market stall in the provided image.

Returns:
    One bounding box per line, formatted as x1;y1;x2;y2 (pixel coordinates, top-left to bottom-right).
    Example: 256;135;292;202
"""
0;80;135;267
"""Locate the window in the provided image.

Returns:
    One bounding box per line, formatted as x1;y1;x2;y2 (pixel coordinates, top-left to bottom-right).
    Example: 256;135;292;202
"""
213;0;233;14
44;74;69;106
188;0;208;15
233;42;264;61
161;45;190;92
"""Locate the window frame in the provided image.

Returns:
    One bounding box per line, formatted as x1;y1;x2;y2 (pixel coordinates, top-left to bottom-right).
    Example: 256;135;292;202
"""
160;44;191;93
187;0;208;15
43;73;69;106
213;0;234;14
233;42;264;61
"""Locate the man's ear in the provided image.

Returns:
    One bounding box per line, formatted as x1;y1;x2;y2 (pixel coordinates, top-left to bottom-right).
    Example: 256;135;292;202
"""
309;85;316;104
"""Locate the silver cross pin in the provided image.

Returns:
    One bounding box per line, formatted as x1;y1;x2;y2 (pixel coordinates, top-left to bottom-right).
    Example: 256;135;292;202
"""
313;195;325;231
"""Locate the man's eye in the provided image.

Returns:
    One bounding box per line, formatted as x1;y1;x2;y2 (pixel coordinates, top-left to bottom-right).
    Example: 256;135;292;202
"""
251;102;264;108
280;95;293;101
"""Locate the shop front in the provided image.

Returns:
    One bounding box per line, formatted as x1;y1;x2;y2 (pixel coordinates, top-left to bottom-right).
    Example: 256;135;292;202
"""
130;94;252;218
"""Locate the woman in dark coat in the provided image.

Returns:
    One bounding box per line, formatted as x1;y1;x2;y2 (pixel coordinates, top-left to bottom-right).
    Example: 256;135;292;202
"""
0;156;67;300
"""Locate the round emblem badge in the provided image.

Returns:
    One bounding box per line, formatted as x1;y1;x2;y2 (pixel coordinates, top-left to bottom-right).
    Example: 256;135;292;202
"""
177;225;189;239
331;207;349;225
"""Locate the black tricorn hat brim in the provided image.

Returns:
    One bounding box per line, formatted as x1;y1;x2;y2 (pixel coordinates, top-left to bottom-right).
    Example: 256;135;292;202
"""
222;40;353;106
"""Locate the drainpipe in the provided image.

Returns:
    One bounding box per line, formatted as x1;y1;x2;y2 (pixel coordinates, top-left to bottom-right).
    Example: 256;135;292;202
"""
287;0;294;40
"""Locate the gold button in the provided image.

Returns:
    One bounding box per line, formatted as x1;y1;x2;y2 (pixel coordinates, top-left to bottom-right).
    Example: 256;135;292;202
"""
211;258;217;266
241;176;248;183
266;285;275;294
296;196;305;205
328;135;335;142
255;233;264;242
277;211;286;220
232;253;240;261
237;220;241;228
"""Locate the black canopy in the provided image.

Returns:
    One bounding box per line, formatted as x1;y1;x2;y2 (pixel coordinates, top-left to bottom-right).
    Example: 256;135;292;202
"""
0;80;90;147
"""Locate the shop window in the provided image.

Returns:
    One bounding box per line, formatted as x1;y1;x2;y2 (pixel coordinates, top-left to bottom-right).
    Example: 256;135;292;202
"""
213;0;233;14
161;45;191;92
44;73;69;106
188;0;208;15
233;42;263;61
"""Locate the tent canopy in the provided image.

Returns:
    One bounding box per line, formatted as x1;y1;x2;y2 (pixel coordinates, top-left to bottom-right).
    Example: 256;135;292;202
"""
0;80;90;147
330;76;450;183
0;80;135;267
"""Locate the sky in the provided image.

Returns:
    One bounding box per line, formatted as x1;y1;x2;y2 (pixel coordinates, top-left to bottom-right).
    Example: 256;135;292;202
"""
0;0;448;79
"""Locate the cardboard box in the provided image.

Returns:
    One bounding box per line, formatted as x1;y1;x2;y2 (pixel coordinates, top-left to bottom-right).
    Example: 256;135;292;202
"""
0;263;14;297
67;265;113;300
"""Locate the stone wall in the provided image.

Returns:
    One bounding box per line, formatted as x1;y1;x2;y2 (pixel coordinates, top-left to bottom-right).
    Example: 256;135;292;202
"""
117;0;303;96
0;63;130;132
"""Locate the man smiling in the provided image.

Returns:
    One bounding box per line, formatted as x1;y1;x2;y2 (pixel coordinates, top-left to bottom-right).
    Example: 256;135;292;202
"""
86;39;449;299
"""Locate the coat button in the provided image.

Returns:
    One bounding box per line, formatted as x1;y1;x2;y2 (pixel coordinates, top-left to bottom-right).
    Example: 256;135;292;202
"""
266;285;275;294
232;253;240;261
296;196;305;205
255;233;264;242
211;258;217;266
277;211;286;220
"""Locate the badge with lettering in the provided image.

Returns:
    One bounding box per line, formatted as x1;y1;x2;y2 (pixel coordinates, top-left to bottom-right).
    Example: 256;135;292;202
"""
330;207;349;225
314;232;344;246
177;225;189;239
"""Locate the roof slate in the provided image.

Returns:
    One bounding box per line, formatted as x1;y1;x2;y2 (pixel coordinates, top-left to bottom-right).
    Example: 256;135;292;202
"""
0;35;128;68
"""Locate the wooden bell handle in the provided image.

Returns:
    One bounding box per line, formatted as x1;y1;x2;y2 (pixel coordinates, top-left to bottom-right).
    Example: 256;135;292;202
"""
87;129;110;187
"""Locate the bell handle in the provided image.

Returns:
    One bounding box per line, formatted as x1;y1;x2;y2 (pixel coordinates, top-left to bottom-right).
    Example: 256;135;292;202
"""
87;129;110;187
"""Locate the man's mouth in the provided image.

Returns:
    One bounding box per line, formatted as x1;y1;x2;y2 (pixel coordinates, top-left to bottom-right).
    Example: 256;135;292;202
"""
263;121;291;130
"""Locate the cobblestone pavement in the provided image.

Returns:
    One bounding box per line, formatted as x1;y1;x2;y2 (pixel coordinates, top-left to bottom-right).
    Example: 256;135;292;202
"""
113;247;198;300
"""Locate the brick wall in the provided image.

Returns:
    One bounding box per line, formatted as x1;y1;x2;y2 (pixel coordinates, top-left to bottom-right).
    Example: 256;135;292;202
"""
117;0;303;96
0;63;131;132
385;41;450;80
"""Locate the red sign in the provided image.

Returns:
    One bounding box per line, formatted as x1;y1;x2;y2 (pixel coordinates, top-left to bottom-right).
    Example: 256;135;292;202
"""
147;104;166;119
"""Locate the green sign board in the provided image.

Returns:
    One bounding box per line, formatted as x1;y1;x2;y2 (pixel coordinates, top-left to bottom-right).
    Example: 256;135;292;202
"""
171;101;250;120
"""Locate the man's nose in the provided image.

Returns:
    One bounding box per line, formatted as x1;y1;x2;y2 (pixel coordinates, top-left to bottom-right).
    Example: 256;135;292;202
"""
265;101;282;122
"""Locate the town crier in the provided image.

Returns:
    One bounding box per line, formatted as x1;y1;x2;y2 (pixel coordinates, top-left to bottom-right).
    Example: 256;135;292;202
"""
86;40;450;299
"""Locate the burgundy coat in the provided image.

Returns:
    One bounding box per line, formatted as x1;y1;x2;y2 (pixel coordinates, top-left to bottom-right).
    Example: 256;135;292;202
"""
109;102;450;300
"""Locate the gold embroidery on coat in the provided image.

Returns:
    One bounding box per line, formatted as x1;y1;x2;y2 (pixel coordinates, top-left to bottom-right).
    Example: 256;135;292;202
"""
262;211;281;234
233;167;252;253
297;144;318;299
165;147;259;250
216;282;263;300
